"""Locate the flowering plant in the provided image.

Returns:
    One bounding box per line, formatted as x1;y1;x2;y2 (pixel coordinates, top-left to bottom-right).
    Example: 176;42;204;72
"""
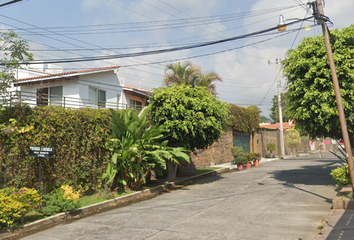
0;187;41;228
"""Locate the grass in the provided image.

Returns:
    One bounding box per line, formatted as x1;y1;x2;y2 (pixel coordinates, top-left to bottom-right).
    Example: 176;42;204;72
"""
20;167;219;226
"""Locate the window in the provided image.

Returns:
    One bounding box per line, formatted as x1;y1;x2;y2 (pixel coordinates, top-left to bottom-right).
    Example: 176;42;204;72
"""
89;86;106;108
130;100;143;110
37;86;63;107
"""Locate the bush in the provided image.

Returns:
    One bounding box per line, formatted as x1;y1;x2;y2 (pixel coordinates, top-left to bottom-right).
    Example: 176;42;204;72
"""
0;105;113;192
267;143;276;151
234;155;249;165
231;147;243;157
330;165;351;186
41;186;81;216
0;187;41;228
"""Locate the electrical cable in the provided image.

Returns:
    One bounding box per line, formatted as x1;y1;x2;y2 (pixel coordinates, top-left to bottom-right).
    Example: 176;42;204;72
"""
1;17;312;66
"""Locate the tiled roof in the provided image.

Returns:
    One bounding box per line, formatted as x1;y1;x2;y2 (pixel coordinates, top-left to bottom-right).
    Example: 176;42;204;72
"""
259;121;295;130
122;85;153;93
17;66;120;82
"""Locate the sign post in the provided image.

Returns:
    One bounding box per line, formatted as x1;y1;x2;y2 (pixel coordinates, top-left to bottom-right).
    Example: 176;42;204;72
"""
29;146;54;195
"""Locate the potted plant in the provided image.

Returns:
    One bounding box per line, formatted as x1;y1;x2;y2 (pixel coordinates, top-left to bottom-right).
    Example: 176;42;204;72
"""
234;155;248;170
266;143;276;158
231;147;243;164
243;153;253;168
252;153;261;166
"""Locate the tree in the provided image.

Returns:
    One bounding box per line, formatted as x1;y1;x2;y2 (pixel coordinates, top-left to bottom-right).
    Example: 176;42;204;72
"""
269;93;290;123
0;30;33;98
150;85;229;151
282;25;354;142
285;129;301;155
150;85;229;180
193;69;222;95
259;115;270;123
163;61;199;87
163;61;222;94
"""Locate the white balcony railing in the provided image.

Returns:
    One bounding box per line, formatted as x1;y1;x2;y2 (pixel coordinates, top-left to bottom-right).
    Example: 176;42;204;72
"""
1;91;129;110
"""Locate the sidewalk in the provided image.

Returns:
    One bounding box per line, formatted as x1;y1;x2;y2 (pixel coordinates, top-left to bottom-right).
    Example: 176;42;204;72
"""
316;209;354;240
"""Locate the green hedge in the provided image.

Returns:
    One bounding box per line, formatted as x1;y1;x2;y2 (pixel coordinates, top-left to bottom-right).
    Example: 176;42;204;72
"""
0;105;114;193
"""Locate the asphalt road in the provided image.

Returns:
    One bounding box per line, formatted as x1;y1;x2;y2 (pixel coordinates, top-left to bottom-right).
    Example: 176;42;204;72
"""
19;152;339;240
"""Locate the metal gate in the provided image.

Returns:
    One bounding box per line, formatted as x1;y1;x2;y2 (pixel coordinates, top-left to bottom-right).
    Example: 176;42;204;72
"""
233;132;250;153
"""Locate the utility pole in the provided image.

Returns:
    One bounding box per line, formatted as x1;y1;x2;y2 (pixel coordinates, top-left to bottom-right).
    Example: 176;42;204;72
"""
314;0;354;192
276;58;286;159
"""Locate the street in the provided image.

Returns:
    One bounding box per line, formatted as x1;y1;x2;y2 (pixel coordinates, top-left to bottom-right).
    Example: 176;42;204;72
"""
18;152;339;240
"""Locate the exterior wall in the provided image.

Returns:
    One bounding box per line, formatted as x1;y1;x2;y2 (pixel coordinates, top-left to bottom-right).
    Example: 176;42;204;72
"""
178;126;233;173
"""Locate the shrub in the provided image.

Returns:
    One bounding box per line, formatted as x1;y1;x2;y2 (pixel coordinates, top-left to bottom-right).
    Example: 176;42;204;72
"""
0;105;113;192
330;165;351;186
0;187;41;228
41;186;81;216
267;143;276;152
231;147;243;157
234;155;249;165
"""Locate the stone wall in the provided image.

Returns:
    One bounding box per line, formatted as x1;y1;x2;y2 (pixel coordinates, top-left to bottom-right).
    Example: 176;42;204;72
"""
178;126;233;174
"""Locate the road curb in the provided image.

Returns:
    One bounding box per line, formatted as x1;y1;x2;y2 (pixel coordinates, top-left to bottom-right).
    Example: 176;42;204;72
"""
0;167;233;239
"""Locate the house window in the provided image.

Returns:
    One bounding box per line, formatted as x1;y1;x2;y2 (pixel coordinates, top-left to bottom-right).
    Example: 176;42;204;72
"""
37;86;63;107
89;86;106;108
130;100;143;110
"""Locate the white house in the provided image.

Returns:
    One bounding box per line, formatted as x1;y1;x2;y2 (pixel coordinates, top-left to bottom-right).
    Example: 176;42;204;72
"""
8;65;152;110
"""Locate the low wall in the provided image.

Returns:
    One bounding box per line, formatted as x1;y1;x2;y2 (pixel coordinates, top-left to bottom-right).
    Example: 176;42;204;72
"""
178;126;233;174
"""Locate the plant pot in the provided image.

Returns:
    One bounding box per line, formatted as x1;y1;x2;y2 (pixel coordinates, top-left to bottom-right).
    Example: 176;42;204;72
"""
245;162;252;168
237;164;244;170
253;159;259;167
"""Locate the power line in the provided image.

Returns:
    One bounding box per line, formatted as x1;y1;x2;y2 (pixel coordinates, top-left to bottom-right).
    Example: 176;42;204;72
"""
0;0;25;8
2;17;312;66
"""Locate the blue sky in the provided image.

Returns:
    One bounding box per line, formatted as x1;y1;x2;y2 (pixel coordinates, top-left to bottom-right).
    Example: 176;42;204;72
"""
1;0;353;118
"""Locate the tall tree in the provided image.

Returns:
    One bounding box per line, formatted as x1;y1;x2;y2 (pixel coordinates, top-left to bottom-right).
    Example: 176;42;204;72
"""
194;69;222;95
163;61;199;86
163;61;222;94
282;24;354;141
269;93;289;123
0;29;33;98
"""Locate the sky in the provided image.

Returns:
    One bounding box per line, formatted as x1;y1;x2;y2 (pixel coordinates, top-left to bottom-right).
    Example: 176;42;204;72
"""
0;0;353;118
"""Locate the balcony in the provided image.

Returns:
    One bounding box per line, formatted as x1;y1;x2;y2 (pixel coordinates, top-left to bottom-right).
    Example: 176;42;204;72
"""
1;91;129;110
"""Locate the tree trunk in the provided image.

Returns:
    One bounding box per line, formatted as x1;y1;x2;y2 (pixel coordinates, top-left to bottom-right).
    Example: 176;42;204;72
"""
166;160;178;182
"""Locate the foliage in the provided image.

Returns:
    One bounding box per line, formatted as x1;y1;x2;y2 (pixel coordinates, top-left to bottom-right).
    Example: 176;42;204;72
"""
285;129;301;151
41;187;81;216
330;165;351;186
267;143;276;152
248;152;261;160
231;147;243;157
234;155;249;165
150;85;230;151
103;106;190;190
269;93;290;123
229;104;260;133
60;185;80;202
0;187;40;228
282;25;354;139
259;115;270;123
0;30;33;99
163;61;222;95
0;105;112;192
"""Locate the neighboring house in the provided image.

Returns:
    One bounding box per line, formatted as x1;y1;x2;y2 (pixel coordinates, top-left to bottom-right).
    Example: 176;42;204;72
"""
259;120;296;131
6;64;152;110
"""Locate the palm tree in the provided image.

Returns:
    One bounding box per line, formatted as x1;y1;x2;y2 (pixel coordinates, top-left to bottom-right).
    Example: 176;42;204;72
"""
194;70;222;95
163;61;200;86
163;61;222;95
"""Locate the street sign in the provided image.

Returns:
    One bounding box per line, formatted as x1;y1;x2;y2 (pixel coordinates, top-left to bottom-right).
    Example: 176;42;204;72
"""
29;146;54;158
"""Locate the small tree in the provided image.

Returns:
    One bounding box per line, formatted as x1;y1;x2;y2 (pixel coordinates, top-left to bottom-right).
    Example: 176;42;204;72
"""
0;30;33;99
285;129;301;155
150;85;229;180
267;143;276;157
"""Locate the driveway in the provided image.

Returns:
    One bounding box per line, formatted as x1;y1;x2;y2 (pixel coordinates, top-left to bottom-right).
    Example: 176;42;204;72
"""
18;152;339;240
